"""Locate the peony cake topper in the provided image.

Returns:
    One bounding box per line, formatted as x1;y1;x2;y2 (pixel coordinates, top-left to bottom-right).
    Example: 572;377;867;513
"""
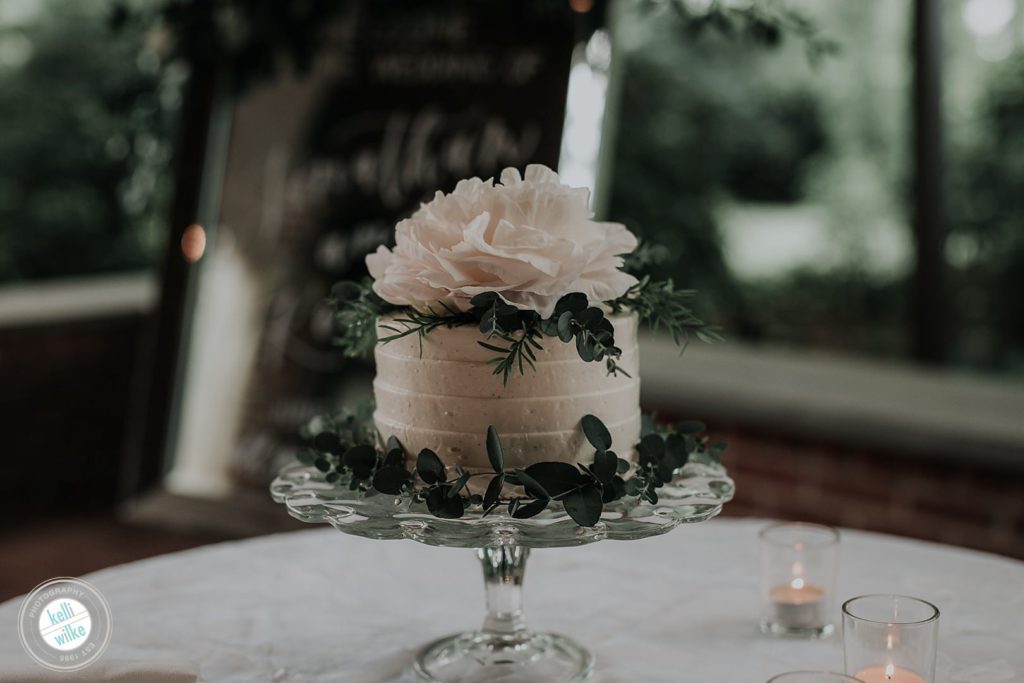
331;164;720;385
365;165;639;319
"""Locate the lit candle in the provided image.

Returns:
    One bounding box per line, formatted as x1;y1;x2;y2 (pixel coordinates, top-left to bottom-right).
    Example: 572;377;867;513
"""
768;575;826;629
853;664;926;683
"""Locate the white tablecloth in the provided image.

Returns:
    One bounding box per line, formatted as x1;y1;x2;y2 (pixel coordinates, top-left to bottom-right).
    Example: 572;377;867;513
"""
0;518;1021;682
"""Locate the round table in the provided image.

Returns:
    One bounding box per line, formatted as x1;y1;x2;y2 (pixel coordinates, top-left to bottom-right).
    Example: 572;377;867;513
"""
0;518;1020;682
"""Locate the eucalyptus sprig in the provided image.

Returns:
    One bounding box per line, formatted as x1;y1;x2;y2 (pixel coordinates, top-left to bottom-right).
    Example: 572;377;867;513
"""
297;412;726;527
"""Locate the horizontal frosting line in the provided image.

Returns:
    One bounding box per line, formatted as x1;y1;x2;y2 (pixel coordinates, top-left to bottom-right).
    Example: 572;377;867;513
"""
372;378;639;403
374;411;640;439
374;346;639;366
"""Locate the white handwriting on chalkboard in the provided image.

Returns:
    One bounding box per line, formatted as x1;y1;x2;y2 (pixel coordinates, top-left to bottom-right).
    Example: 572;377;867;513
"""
288;108;541;211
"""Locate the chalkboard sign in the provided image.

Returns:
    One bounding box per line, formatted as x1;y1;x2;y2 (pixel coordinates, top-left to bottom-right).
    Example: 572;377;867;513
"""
162;2;577;492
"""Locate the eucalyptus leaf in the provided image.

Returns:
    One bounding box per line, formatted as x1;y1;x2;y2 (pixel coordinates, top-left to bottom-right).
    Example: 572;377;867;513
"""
372;466;411;495
557;310;574;342
580;414;612;451
313;431;344;455
512;498;548;519
638;433;666;468
562;484;603;527
524;462;586;497
514;469;550;500
657;454;678;483
313;457;331;473
343;444;377;478
296;449;316;466
470;291;500;308
624;478;641;496
425;486;465;519
383;447;405;469
616;457;630;474
665;433;689;468
540;317;560;336
485;425;504;473
591;449;617;485
576;334;595;362
552;292;588;316
416;449;446;485
448;470;471;498
484;473;505;510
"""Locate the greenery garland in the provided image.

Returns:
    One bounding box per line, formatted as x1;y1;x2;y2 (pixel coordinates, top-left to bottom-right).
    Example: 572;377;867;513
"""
297;409;726;527
329;271;720;386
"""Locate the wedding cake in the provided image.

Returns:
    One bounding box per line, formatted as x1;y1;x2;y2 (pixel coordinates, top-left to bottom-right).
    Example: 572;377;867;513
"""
362;165;642;471
311;164;718;524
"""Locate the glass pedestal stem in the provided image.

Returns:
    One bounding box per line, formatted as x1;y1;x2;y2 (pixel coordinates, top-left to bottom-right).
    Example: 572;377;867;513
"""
413;544;594;682
479;545;528;637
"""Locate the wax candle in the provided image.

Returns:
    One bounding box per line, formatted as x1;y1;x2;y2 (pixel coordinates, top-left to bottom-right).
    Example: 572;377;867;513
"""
853;664;926;683
768;577;826;629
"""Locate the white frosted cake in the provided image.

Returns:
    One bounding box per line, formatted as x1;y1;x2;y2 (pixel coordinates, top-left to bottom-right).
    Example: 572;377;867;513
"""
361;164;647;472
372;314;641;471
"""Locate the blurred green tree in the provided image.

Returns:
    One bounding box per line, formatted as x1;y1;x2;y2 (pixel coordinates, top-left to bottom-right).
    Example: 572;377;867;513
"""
0;1;173;283
948;54;1024;371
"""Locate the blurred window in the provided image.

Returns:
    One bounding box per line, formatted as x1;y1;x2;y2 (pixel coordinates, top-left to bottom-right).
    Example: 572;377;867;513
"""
0;0;177;285
608;0;1024;378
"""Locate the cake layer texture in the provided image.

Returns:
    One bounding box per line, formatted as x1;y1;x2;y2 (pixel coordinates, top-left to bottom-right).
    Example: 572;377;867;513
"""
372;314;641;471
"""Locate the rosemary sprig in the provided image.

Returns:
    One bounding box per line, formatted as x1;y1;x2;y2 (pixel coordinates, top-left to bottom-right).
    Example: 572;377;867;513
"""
329;279;397;359
377;301;476;357
609;275;722;347
478;325;544;385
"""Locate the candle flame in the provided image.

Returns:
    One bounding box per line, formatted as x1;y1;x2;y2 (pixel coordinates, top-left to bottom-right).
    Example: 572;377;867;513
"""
790;577;805;590
885;663;895;680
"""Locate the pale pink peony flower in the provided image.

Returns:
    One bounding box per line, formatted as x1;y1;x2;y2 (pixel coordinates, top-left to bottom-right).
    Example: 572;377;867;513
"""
365;165;638;318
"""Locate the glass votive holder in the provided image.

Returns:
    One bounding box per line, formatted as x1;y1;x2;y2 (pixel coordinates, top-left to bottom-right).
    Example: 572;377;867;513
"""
768;673;863;683
842;594;939;683
759;522;839;638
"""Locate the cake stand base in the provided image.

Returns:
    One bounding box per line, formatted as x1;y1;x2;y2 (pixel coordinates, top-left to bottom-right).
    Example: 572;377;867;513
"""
413;545;593;683
415;631;592;683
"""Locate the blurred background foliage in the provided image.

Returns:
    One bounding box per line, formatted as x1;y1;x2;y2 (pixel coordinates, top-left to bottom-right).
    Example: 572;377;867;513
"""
608;0;1024;375
0;0;176;282
1;0;1022;376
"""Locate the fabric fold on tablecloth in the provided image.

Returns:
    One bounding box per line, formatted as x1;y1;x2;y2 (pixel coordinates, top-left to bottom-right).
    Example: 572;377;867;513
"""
0;657;198;682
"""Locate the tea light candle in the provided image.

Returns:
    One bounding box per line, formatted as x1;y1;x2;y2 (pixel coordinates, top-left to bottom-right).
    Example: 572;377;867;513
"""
760;523;839;638
853;664;926;683
769;577;826;629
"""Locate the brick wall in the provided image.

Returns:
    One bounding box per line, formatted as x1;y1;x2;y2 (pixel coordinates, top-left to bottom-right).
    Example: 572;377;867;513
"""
0;314;147;523
714;427;1024;560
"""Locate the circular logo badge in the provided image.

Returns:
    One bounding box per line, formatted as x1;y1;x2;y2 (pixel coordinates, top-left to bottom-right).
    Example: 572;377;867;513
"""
18;578;111;671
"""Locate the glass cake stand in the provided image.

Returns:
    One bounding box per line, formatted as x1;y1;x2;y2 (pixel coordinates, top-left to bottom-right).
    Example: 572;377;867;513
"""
271;461;734;682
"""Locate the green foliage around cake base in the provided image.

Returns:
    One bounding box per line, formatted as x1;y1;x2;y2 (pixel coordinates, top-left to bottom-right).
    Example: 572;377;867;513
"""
296;406;726;528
